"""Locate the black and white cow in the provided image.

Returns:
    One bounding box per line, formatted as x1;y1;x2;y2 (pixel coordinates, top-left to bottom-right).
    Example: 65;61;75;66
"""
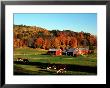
16;58;29;63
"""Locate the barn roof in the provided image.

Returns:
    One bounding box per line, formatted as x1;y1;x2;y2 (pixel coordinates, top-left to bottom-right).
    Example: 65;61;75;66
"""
78;48;89;50
67;48;76;52
49;49;61;51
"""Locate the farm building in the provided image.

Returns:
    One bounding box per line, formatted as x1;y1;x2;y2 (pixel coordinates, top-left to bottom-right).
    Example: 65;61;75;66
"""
66;48;79;56
78;48;89;55
63;48;90;56
48;49;62;56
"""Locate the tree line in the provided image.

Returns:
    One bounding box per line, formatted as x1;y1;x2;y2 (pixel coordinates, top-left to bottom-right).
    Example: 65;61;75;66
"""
13;25;97;50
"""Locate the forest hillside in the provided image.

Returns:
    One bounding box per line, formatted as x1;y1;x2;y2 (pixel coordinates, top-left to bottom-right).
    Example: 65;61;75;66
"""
13;25;97;50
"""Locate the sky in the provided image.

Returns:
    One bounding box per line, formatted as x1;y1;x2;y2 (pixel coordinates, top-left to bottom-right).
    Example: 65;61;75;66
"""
14;13;97;35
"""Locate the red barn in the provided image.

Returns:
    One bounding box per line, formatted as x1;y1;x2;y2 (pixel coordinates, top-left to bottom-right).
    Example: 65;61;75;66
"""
48;49;62;56
77;48;89;55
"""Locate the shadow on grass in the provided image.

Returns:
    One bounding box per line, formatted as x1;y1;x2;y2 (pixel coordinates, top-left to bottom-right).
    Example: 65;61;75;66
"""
14;61;97;74
14;69;56;75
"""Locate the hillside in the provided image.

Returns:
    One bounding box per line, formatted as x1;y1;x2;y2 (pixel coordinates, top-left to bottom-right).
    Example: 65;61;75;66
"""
13;25;97;50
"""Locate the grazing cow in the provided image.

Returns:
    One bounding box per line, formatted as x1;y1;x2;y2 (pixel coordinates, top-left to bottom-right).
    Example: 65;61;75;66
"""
46;64;67;74
16;58;29;63
23;59;29;63
56;68;66;74
47;64;57;71
16;58;23;62
56;64;66;74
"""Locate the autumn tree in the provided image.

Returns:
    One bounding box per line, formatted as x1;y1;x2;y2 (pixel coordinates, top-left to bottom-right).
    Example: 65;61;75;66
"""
69;37;77;48
13;25;97;50
34;37;44;48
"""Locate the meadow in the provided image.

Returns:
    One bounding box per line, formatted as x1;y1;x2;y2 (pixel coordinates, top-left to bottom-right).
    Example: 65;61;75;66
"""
14;48;97;75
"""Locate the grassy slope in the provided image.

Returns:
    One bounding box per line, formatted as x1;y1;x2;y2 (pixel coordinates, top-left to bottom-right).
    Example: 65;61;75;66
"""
14;48;97;75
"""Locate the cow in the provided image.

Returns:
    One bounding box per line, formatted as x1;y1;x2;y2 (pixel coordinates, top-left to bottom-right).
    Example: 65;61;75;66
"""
23;58;29;63
56;64;67;74
47;63;57;71
46;64;67;74
16;58;23;62
16;58;29;63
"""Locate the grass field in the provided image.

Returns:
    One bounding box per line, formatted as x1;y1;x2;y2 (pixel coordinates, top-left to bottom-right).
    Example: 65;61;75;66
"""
14;48;97;75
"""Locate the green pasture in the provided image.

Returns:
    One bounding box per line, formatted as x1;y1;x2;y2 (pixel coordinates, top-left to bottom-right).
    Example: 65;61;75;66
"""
14;48;97;75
